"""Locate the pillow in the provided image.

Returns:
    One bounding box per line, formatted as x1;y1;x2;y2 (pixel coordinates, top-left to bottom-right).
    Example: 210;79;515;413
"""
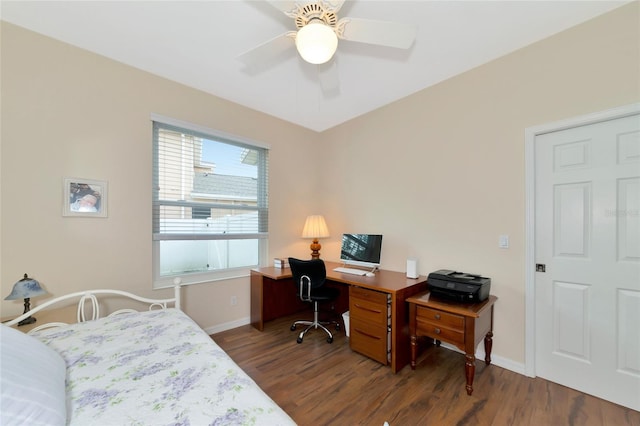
1;324;66;426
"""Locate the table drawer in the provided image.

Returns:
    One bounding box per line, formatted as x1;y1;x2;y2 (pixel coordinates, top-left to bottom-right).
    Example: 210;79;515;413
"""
416;317;465;346
416;306;464;330
350;319;388;365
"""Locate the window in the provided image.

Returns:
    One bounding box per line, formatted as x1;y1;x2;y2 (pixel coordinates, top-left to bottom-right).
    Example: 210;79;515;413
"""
152;116;269;288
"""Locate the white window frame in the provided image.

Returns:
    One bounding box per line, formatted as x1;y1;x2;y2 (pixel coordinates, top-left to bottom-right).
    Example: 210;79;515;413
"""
151;114;269;288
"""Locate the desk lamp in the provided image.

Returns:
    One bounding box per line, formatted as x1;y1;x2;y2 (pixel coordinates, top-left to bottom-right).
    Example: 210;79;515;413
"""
4;273;47;326
301;215;330;259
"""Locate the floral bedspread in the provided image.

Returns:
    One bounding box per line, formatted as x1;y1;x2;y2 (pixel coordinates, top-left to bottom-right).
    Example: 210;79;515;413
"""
31;309;296;426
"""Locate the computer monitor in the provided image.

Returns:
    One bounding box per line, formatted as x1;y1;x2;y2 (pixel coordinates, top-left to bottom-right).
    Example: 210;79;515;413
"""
339;234;383;269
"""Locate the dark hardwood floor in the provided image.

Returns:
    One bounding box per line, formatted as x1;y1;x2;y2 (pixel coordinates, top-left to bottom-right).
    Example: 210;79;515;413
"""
212;314;640;426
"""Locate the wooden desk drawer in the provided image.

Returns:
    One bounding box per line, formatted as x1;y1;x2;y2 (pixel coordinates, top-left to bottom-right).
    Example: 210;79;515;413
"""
350;320;388;365
416;306;464;330
350;286;388;304
350;298;388;326
350;287;388;326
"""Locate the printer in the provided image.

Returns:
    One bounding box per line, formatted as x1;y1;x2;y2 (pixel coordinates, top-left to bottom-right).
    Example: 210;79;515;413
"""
427;269;491;303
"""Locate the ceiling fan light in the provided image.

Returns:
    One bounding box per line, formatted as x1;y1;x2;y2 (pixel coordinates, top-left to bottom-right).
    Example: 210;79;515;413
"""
295;20;338;65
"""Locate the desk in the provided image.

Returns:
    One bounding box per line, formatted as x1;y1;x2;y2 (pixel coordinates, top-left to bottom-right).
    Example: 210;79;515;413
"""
251;261;428;373
407;291;497;395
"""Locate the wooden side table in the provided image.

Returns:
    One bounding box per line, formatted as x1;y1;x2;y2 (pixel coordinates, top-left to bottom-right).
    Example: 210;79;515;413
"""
407;291;497;395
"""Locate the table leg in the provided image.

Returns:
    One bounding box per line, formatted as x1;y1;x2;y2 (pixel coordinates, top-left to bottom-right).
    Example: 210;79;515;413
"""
410;335;417;369
465;354;475;395
484;331;493;365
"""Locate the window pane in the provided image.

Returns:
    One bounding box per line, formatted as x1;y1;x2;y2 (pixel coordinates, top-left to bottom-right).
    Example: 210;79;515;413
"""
158;239;259;277
156;129;259;204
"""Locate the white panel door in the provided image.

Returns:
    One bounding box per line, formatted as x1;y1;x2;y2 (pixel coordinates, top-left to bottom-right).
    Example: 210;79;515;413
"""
535;113;640;410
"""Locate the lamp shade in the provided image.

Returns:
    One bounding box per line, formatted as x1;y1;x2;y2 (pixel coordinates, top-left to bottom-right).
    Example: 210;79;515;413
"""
295;19;338;65
5;274;47;300
301;215;330;239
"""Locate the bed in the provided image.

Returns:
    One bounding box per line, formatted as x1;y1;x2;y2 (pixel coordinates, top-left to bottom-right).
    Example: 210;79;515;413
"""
1;286;296;426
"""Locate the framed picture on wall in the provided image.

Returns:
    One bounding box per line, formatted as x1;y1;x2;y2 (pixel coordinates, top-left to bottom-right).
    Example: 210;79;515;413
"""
63;177;108;217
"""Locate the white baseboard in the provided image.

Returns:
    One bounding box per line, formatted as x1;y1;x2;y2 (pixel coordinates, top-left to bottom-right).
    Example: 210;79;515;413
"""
439;342;526;375
204;316;250;335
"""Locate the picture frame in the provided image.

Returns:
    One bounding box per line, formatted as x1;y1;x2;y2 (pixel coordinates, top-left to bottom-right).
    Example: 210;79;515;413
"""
63;177;108;217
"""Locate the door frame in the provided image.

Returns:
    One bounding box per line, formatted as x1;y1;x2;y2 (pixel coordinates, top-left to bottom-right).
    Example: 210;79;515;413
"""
524;102;640;377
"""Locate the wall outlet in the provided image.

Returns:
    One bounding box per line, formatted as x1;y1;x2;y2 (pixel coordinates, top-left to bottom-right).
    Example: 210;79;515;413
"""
230;296;237;306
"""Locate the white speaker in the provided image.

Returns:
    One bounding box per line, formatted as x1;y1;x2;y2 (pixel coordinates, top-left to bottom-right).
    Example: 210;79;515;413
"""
406;257;418;279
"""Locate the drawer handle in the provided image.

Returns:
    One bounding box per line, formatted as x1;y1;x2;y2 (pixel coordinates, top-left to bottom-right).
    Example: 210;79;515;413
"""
354;303;382;314
434;314;441;320
434;328;441;335
354;328;382;340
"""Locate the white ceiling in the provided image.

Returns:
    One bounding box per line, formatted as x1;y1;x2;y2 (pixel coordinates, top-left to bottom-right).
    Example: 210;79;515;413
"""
1;1;630;132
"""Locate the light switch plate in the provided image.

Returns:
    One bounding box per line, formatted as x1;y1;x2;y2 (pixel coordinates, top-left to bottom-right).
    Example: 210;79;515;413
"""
499;234;509;249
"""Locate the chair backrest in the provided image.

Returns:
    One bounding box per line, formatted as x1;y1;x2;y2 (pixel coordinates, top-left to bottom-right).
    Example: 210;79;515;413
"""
288;258;327;302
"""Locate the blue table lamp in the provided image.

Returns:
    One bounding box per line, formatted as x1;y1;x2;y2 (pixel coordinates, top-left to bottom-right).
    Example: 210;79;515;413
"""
5;273;47;326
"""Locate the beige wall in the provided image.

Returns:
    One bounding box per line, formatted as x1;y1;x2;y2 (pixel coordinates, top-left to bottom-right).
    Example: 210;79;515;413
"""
1;2;638;367
319;3;639;364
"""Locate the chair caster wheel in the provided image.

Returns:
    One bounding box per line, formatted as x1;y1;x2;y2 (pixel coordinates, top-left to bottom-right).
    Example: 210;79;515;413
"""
327;337;333;344
290;325;296;331
335;324;340;331
297;337;303;344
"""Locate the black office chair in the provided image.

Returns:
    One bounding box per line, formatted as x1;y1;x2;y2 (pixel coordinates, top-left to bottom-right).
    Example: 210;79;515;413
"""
288;257;340;344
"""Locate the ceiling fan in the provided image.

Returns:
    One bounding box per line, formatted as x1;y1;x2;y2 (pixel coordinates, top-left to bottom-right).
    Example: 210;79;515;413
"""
237;0;417;93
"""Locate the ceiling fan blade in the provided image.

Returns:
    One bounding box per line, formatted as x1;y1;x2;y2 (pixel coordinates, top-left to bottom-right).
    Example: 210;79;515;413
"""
317;60;340;95
237;32;296;70
264;1;299;16
324;0;346;13
337;17;417;49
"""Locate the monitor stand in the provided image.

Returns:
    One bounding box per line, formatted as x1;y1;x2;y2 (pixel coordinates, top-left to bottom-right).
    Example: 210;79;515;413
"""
338;262;379;275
